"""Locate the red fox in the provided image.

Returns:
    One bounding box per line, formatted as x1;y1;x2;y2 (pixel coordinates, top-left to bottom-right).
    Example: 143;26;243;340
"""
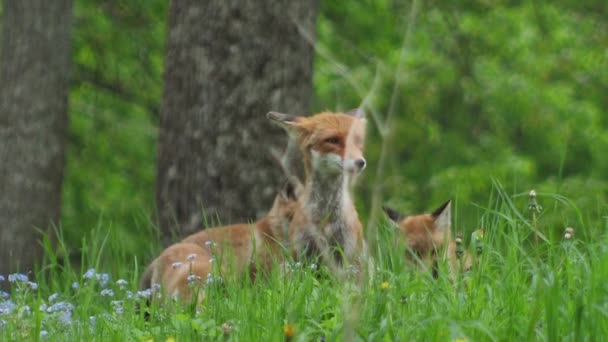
383;201;472;277
140;154;302;304
267;109;367;274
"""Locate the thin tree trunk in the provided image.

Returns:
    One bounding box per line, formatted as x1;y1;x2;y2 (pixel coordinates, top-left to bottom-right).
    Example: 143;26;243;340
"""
0;0;72;278
156;1;317;241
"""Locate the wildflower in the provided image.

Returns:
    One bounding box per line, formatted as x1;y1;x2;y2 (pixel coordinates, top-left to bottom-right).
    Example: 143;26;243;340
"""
8;273;28;283
47;301;73;313
40;330;49;338
125;291;134;299
209;257;215;264
283;323;295;339
206;273;214;285
60;310;72;325
0;291;9;300
101;289;114;297
39;304;48;312
111;300;124;315
89;315;96;327
20;305;31;316
310;263;317;270
187;253;197;261
294;262;301;269
0;300;16;315
116;279;128;289
380;282;391;290
0;275;4;282
97;273;110;287
136;289;152;300
83;268;96;280
49;293;59;303
205;240;214;247
187;274;201;284
27;281;38;290
564;227;575;240
72;282;80;290
172;262;184;269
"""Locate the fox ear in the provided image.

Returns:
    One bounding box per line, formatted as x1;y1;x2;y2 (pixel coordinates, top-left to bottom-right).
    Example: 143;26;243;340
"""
431;200;451;232
382;206;404;222
345;108;365;119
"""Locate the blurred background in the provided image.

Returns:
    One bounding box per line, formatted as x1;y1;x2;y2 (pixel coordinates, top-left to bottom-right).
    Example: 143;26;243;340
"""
1;0;607;273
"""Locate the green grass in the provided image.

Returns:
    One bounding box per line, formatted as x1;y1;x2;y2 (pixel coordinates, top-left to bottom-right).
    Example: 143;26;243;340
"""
1;187;608;341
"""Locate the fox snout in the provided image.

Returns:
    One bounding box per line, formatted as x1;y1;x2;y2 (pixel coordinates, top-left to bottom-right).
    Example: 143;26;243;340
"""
344;157;366;173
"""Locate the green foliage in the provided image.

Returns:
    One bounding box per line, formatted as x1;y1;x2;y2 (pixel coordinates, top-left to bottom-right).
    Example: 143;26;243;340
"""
2;189;608;339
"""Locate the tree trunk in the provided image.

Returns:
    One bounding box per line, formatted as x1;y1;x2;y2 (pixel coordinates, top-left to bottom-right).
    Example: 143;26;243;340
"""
156;1;317;240
0;0;72;277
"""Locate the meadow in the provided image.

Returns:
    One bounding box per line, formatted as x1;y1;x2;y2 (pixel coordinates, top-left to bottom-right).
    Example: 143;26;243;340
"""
2;184;607;341
2;1;607;340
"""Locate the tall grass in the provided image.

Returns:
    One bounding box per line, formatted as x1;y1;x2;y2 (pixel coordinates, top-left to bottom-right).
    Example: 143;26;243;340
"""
1;184;607;340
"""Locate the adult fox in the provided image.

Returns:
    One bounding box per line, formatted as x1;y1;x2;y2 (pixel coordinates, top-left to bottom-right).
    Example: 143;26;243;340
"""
267;109;367;274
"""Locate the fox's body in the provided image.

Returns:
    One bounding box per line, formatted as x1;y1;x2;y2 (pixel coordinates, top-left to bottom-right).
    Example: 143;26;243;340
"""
383;201;472;276
140;178;300;304
268;110;367;272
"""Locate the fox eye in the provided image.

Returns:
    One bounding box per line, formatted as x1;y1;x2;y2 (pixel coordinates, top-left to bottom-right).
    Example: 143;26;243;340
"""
324;137;341;145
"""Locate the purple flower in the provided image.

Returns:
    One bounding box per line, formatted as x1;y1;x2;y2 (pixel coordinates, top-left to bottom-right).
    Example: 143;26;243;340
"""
0;291;9;300
27;281;38;290
0;275;5;282
187;253;197;261
187;274;201;284
172;262;184;269
8;273;28;283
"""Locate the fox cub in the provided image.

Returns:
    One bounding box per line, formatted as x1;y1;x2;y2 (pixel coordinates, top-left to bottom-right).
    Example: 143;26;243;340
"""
383;201;472;277
140;162;301;304
268;109;367;273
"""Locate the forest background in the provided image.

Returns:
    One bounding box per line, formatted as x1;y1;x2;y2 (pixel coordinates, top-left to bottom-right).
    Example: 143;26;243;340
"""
1;0;607;272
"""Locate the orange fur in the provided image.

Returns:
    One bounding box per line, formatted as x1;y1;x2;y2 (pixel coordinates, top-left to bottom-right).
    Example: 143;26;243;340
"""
140;175;300;304
268;110;367;273
383;201;472;277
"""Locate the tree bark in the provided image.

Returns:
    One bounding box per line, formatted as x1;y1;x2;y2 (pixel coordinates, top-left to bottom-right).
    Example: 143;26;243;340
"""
156;1;317;241
0;0;72;277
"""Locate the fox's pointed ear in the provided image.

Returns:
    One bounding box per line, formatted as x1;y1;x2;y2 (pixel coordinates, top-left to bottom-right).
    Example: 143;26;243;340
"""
431;200;451;232
267;112;306;137
382;206;403;222
345;108;365;119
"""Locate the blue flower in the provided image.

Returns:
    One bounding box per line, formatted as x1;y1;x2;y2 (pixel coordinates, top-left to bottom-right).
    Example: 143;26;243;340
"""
0;275;5;282
0;291;9;300
7;273;28;283
72;282;80;290
116;279;128;289
59;310;72;325
40;330;49;338
20;305;31;316
136;289;151;299
47;301;73;313
125;291;134;299
100;289;114;297
0;300;16;315
97;273;110;287
83;268;96;280
27;281;38;290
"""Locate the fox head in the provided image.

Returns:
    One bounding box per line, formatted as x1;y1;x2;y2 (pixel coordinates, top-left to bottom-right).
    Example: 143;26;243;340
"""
267;110;367;179
383;200;453;264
